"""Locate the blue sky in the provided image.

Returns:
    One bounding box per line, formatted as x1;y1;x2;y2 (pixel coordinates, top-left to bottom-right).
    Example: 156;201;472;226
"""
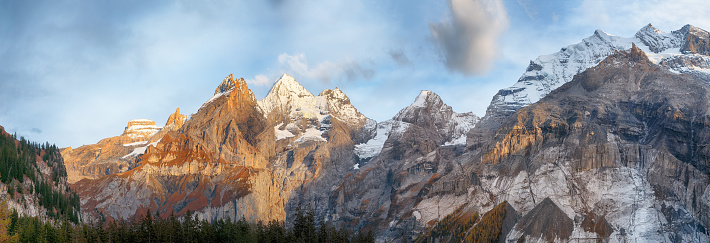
1;0;709;148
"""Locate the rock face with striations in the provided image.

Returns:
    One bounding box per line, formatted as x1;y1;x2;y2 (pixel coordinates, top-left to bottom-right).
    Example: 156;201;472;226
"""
335;43;709;242
65;24;710;242
331;90;479;238
447;45;707;242
480;24;710;137
72;74;375;223
61;110;185;183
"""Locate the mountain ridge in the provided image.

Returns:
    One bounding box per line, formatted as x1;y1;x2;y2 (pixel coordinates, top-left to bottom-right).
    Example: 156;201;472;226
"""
58;24;710;242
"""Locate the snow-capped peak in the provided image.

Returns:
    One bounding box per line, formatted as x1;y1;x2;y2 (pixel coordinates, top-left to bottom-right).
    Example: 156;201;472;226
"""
214;73;236;95
121;119;161;139
484;24;710;123
396;90;446;122
593;29;614;41
258;74;316;117
273;74;313;99
412;90;432;108
203;74;249;108
639;23;662;34
355;90;479;159
320;87;368;126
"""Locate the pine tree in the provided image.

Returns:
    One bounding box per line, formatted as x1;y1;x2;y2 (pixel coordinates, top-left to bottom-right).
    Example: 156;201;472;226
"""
0;198;17;242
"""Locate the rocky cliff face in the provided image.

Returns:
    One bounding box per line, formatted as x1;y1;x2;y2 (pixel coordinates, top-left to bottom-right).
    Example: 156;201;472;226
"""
409;45;708;242
330;90;479;239
72;74;374;224
61;108;186;183
66;24;710;242
354;91;478;160
482;24;710;133
325;44;709;242
0;125;80;222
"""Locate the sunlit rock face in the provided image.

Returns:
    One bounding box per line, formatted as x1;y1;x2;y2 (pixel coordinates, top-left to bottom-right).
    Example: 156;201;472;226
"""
71;74;376;224
67;24;710;242
61;110;187;184
482;24;710;136
460;46;707;242
330;45;709;242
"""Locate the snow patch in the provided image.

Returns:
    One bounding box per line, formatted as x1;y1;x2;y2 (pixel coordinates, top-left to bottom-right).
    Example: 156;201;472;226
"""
121;141;160;159
202;90;231;108
354;120;394;159
444;134;467;146
489;25;710;117
411;90;431;108
274;123;295;141
123;141;148;147
294;127;326;144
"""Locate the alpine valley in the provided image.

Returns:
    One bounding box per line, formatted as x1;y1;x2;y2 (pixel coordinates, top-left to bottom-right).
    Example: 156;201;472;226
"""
49;24;710;242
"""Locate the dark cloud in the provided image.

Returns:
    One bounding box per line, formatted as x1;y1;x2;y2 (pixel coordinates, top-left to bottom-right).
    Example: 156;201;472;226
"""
342;62;375;82
430;0;509;76
30;128;42;134
389;50;412;66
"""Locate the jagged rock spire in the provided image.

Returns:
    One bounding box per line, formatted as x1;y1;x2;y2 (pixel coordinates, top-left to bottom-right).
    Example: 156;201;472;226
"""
214;74;235;95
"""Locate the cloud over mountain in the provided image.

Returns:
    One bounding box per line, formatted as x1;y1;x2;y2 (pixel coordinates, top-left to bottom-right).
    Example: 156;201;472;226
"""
430;0;509;76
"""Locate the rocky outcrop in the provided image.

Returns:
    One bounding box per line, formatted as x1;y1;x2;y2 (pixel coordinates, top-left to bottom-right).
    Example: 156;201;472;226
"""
354;91;478;160
72;74;375;225
330;90;480;240
464;47;709;242
481;24;710;137
331;44;710;242
62;109;186;183
635;24;682;53
677;24;710;56
120;119;161;139
165;107;187;129
66;25;710;242
511;198;573;242
0;125;80;222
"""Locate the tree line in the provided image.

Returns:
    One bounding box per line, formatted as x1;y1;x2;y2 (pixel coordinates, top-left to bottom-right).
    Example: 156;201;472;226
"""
0;131;81;223
2;205;374;243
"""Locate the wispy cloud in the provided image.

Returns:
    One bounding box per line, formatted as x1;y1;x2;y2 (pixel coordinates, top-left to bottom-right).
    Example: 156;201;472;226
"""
277;53;374;84
516;0;538;20
246;74;272;87
430;0;509;76
566;0;710;36
389;50;412;66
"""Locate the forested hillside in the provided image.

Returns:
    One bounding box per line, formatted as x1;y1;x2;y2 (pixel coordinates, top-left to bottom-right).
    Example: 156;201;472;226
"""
0;125;80;223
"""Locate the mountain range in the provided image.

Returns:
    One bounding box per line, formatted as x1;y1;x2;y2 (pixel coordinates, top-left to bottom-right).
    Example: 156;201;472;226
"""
42;24;710;242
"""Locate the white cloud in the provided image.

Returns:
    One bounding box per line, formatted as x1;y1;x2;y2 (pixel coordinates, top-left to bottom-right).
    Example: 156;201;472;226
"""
567;0;710;36
516;0;537;20
246;74;272;86
277;53;374;84
430;0;509;76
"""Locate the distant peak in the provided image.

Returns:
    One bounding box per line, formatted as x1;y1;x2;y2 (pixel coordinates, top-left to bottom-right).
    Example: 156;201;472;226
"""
411;90;439;108
630;42;644;55
603;42;650;65
639;23;661;34
319;87;349;101
593;29;613;40
272;74;313;98
280;73;294;81
122;119;161;139
276;74;300;87
165;107;187;128
675;24;706;37
214;74;235;95
682;24;697;30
